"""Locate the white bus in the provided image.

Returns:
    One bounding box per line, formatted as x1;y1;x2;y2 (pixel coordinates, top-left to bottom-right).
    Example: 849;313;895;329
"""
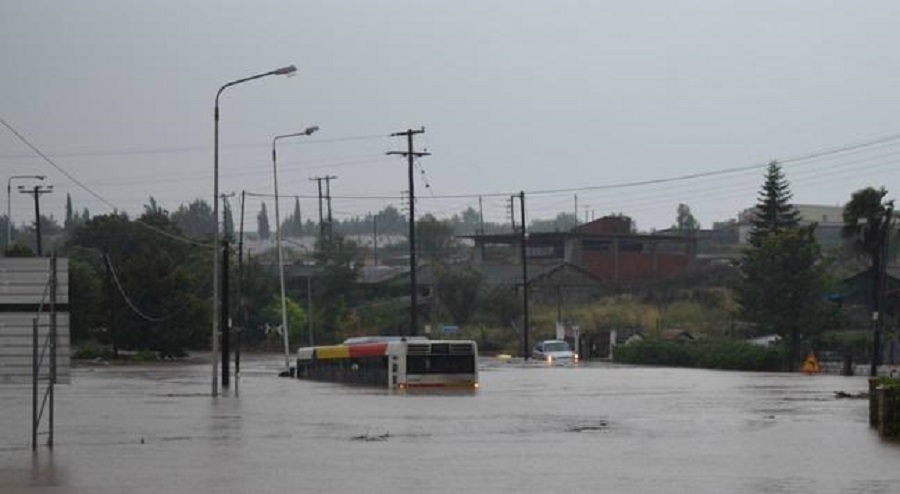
295;337;479;390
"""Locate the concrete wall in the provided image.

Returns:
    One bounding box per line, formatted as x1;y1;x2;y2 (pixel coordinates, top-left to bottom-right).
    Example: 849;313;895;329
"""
0;258;70;385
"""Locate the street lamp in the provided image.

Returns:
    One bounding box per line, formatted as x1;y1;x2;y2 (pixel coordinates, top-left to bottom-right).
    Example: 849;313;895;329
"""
6;175;45;251
272;126;319;371
212;65;296;396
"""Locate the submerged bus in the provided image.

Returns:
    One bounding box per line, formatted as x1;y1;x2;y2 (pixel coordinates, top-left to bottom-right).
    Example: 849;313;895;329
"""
295;337;479;390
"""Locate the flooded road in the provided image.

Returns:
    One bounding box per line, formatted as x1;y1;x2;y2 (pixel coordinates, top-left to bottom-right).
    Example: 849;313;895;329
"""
2;355;899;493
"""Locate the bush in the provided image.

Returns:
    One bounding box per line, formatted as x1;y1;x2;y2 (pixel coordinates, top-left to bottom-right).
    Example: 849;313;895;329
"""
613;339;785;372
72;340;114;360
132;350;159;362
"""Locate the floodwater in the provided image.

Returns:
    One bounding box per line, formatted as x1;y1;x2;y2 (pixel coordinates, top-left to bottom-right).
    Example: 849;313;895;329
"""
2;355;899;494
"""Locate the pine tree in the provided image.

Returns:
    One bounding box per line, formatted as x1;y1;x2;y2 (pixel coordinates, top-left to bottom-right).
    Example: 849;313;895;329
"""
749;161;799;247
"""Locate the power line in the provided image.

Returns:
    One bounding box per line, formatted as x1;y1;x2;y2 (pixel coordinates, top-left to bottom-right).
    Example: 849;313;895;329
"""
0;116;213;249
104;254;195;323
0;133;389;160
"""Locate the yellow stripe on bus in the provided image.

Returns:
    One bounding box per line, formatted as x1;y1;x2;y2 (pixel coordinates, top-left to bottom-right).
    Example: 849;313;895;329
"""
316;345;350;359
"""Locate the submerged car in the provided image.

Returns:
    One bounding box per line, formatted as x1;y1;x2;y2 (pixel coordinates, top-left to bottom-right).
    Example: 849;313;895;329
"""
532;340;578;365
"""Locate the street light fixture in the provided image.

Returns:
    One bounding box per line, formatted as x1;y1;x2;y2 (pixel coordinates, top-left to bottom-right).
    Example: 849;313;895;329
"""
6;175;45;251
272;126;319;371
212;65;296;396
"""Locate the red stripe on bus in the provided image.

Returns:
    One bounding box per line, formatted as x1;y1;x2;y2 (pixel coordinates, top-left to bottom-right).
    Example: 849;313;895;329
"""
348;342;388;358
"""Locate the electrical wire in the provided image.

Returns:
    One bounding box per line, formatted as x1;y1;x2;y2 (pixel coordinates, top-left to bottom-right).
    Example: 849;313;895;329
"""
104;254;196;323
0;133;389;160
0;116;213;249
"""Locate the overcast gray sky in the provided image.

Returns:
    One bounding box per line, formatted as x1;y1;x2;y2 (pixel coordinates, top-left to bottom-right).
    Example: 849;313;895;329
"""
3;1;899;232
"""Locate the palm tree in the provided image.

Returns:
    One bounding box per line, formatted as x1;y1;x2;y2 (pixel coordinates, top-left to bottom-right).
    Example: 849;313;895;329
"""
842;186;895;374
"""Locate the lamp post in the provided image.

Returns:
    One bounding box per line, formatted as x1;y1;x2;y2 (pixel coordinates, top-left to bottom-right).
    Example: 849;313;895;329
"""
272;126;319;371
213;65;296;397
17;184;53;256
7;175;45;251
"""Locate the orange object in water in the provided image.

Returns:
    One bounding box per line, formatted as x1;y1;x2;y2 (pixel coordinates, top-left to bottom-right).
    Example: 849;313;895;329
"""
801;352;820;374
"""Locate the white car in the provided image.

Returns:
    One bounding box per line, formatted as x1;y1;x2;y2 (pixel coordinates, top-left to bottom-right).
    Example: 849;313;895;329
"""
532;340;578;365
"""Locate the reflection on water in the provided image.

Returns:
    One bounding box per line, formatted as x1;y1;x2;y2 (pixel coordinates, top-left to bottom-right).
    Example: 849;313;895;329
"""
1;356;899;493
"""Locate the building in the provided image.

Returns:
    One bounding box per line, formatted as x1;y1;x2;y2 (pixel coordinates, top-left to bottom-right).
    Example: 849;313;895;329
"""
737;203;845;246
465;215;696;283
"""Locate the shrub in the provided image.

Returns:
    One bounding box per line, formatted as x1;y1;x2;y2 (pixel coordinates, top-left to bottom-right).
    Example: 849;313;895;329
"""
613;339;785;372
72;340;113;360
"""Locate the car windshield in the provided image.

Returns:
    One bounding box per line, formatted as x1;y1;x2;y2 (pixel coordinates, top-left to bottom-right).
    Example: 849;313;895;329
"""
544;342;570;352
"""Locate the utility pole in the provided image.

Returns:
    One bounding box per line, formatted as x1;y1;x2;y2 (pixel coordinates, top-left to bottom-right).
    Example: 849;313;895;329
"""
236;190;246;395
871;203;894;377
219;193;235;389
478;196;486;260
17;184;53;256
103;251;118;360
387;127;430;337
574;194;578;225
373;214;379;265
509;195;517;232
221;238;230;388
514;191;530;360
310;177;325;238
324;175;337;239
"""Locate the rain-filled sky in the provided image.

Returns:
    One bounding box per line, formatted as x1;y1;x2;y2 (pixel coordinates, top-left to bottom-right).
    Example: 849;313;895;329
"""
3;1;899;232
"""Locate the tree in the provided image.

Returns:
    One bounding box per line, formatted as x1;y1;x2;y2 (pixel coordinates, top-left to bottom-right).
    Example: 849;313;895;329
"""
282;198;303;237
737;226;833;370
65;247;105;343
66;211;210;356
749;161;799;247
375;205;405;235
435;264;484;325
529;212;579;233
144;196;164;216
842;187;894;286
64;193;75;233
223;197;235;240
313;234;360;342
417;214;458;262
674;203;700;235
842;186;895;372
234;255;279;347
477;286;522;328
171;199;214;238
257;202;271;240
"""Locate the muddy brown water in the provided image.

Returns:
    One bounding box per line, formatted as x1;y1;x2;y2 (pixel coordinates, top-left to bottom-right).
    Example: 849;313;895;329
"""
1;355;898;493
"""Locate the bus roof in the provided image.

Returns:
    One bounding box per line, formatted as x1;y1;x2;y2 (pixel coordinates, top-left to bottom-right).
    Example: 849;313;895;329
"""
342;336;429;345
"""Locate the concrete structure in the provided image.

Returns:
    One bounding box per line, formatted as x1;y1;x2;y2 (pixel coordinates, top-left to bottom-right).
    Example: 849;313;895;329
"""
0;257;69;385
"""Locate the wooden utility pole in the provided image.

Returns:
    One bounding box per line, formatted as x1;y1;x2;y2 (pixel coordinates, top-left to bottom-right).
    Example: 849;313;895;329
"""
310;177;325;238
324;176;337;238
387;128;430;336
